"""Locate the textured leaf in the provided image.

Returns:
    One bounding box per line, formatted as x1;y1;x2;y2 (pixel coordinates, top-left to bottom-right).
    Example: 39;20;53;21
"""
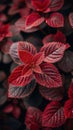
8;80;36;98
34;62;62;88
41;42;70;63
33;52;44;65
58;51;73;72
46;12;64;28
25;12;45;29
9;41;37;64
42;101;65;127
68;82;73;99
25;107;42;130
43;31;66;44
18;41;37;54
8;65;33;87
39;86;64;101
12;106;21;119
64;99;73;118
69;12;73;28
31;0;51;12
49;0;64;11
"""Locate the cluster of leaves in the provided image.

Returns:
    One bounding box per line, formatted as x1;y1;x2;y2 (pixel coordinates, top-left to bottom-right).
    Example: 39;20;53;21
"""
0;0;73;130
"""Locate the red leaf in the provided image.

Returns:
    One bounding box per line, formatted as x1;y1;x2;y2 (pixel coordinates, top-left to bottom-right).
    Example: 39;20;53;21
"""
25;107;42;130
41;42;70;63
68;82;73;99
34;62;62;88
64;119;73;130
49;0;64;11
18;50;33;64
39;86;64;101
42;31;66;45
25;12;45;29
18;41;37;54
64;99;73;118
12;106;21;119
69;12;73;28
8;80;36;98
42;101;66;127
3;104;14;113
8;65;33;87
46;12;64;28
33;52;44;65
31;0;51;12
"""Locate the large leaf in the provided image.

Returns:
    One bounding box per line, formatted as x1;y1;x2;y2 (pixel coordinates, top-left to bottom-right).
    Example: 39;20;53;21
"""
41;42;70;63
25;12;45;30
8;65;33;87
34;62;62;88
49;0;64;11
25;107;42;130
69;12;73;28
39;86;64;101
42;101;66;127
8;80;36;98
46;12;64;28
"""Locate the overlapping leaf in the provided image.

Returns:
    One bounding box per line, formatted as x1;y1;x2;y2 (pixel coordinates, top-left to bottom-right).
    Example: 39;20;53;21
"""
42;101;66;127
41;42;70;63
46;12;64;28
68;82;73;99
8;80;36;98
34;62;62;88
39;86;63;101
25;12;45;30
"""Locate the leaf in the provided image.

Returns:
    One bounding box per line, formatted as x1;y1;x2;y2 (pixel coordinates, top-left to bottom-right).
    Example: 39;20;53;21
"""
64;99;73;118
25;107;42;130
18;41;37;54
64;119;73;130
69;12;73;28
49;0;64;11
68;82;73;99
41;42;70;63
58;51;73;73
46;12;64;28
18;50;33;64
31;0;51;12
42;31;66;45
9;41;37;64
34;62;62;88
8;80;36;98
39;86;64;101
8;65;33;87
25;12;45;29
42;101;66;127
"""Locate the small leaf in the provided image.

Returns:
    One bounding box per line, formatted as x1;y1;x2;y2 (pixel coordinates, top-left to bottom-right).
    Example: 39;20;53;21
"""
8;80;36;98
39;86;64;101
25;12;45;29
46;12;64;28
41;42;70;63
49;0;64;11
68;82;73;99
42;101;66;127
34;62;62;88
